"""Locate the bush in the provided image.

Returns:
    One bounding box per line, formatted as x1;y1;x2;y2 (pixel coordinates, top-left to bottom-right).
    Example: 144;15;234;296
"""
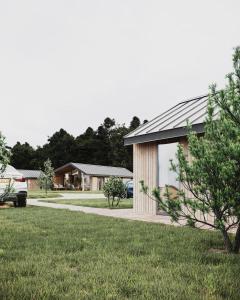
103;177;126;208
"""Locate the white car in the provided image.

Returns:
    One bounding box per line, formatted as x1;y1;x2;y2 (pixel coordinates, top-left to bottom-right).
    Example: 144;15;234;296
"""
0;165;27;207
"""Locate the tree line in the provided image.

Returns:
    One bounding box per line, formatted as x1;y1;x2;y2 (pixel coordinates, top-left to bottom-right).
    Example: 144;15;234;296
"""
10;116;147;171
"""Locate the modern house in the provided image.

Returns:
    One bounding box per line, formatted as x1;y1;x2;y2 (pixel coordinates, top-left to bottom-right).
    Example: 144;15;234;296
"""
18;169;42;190
124;94;208;215
54;162;133;191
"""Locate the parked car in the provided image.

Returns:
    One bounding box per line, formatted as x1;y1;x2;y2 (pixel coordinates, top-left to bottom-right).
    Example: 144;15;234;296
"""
126;180;133;198
0;165;27;207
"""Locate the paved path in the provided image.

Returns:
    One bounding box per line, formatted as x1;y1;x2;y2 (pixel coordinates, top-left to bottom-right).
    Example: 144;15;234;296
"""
28;194;233;231
28;197;177;225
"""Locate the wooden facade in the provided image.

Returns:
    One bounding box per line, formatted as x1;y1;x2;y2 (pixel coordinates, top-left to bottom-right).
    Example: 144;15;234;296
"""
133;138;196;216
54;163;133;192
133;142;158;215
132;138;215;224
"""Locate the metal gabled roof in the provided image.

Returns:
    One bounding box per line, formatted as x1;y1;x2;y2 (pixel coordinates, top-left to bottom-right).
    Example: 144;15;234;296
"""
55;162;133;178
124;94;209;145
18;169;42;179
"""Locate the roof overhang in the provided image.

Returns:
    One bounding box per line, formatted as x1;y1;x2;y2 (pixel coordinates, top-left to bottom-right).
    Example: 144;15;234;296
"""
55;162;133;178
124;123;204;146
54;163;84;175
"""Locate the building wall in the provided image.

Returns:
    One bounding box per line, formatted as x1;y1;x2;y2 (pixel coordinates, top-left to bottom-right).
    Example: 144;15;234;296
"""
133;142;158;215
27;179;40;190
91;176;99;191
54;175;64;186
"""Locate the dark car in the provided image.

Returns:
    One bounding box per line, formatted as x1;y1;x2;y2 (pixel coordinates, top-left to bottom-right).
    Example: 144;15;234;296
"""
126;180;133;198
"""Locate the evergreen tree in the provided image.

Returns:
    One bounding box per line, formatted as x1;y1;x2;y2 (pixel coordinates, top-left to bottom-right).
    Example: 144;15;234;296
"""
9;116;145;171
129;116;141;131
44;129;77;168
10;142;35;169
95;118;116;165
110;125;131;168
75;127;98;164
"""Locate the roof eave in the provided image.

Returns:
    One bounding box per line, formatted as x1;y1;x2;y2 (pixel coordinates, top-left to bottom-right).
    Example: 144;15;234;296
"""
124;123;205;146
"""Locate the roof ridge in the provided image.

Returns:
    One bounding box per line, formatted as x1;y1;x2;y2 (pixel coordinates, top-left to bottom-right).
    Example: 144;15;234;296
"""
177;93;208;105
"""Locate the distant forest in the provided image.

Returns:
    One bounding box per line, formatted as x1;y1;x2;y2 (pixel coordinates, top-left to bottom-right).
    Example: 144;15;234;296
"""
10;116;147;171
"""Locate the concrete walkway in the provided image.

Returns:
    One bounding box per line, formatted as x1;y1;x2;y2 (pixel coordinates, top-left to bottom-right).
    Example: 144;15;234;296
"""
27;197;177;225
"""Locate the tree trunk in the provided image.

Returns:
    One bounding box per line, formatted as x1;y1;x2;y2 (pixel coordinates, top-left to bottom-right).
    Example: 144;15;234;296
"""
233;224;240;254
116;197;120;207
221;229;233;253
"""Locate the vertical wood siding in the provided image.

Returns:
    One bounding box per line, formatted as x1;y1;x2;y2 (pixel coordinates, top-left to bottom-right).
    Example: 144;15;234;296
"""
133;143;158;215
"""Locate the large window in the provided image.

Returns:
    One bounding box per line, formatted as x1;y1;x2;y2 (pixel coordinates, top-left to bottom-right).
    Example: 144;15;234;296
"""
158;142;179;199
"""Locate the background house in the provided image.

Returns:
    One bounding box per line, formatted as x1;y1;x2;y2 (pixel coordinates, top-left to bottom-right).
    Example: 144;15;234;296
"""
18;169;42;190
54;162;133;191
124;94;207;215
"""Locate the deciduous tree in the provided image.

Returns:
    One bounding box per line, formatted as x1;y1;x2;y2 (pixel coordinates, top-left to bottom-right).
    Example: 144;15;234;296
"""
39;159;54;195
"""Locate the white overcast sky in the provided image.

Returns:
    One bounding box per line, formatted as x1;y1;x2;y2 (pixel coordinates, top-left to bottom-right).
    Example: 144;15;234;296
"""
0;0;239;147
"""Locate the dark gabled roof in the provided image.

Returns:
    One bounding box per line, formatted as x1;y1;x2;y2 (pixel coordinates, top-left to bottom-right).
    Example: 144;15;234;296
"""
18;169;42;179
124;94;208;145
55;162;133;178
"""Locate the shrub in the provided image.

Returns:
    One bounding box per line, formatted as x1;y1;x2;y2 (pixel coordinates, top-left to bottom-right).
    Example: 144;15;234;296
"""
103;177;126;208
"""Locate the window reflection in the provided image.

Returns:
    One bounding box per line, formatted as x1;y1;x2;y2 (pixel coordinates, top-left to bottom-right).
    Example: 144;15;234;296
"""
158;142;179;200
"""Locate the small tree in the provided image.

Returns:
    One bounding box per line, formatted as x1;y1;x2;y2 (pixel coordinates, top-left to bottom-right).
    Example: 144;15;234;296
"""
0;133;11;173
0;132;12;200
39;159;54;195
141;47;240;253
103;177;126;208
0;132;13;200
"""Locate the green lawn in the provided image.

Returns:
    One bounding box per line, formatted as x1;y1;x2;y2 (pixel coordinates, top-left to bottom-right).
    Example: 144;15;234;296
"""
0;207;239;299
28;191;62;199
42;198;133;209
55;190;104;194
28;190;103;199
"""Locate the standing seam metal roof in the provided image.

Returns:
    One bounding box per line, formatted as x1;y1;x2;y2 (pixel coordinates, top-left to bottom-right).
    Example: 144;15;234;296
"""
124;94;209;145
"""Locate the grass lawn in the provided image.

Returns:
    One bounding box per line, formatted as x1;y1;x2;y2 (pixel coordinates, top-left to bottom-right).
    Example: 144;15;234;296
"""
56;190;104;194
42;198;133;209
0;208;240;299
28;191;62;199
28;190;104;199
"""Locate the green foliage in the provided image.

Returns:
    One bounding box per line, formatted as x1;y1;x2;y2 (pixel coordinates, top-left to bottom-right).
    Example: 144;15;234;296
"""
0;132;11;174
141;47;240;253
41;197;133;209
103;177;126;207
10;142;35;169
10;116;145;171
0;133;12;200
39;159;54;195
129;116;141;131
